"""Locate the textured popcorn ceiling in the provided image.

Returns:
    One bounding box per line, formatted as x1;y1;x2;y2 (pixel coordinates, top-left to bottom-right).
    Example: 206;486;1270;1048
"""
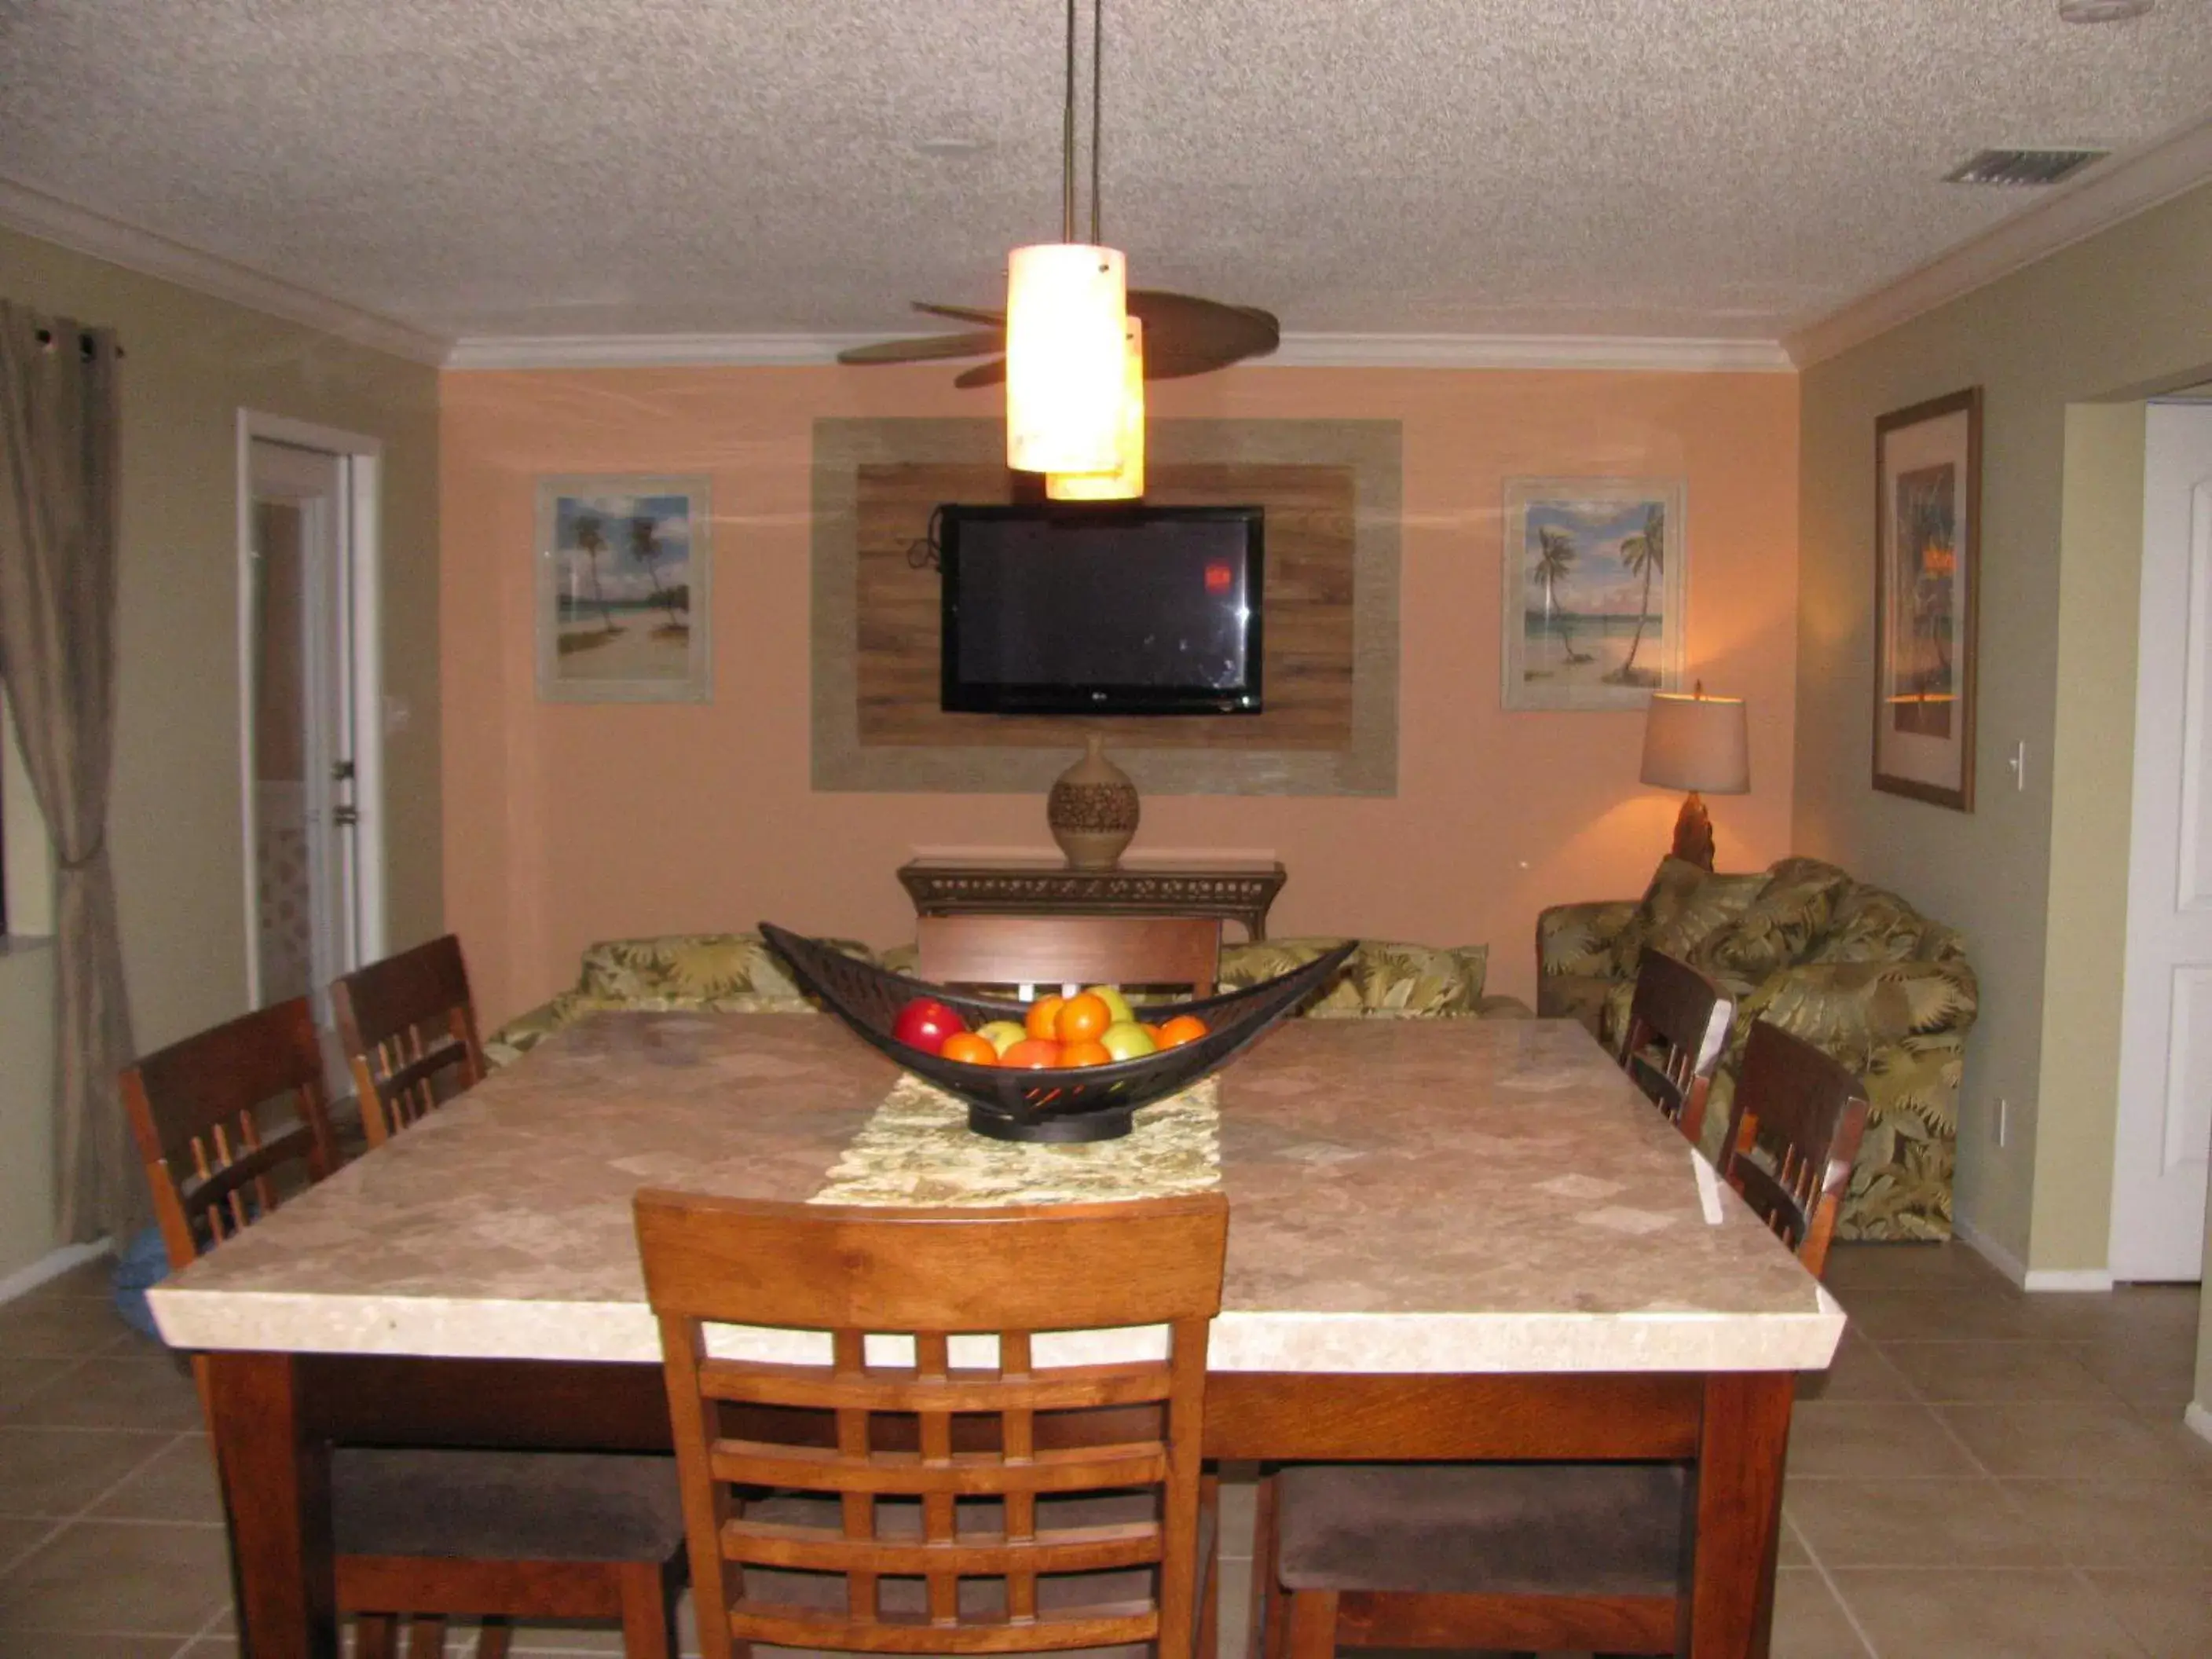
2;0;2209;343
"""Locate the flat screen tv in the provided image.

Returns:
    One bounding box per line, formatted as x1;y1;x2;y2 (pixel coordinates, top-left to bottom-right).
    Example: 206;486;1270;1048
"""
939;504;1264;716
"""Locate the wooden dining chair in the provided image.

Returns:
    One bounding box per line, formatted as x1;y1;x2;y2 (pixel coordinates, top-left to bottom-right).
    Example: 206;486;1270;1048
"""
1614;949;1734;1144
634;1188;1229;1659
1255;1019;1871;1659
122;999;687;1659
333;933;487;1146
916;913;1223;998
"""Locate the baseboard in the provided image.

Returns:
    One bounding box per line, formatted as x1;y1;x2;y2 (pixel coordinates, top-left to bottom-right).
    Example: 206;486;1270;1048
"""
0;1240;112;1306
2021;1267;2118;1293
2187;1403;2212;1447
1954;1214;2027;1287
1954;1215;2115;1291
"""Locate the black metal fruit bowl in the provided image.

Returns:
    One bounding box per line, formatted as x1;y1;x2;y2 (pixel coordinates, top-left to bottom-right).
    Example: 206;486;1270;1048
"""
760;922;1355;1144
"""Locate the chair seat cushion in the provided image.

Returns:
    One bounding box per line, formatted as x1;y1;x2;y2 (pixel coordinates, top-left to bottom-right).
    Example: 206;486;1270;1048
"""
333;1448;685;1563
1274;1463;1685;1599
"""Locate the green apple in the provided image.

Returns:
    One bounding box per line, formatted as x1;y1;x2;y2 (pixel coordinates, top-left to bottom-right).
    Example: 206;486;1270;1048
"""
1084;984;1137;1026
976;1020;1029;1057
1099;1021;1158;1062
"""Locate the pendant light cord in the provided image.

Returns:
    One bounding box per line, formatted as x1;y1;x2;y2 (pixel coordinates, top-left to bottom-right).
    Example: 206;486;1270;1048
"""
1061;0;1078;243
1090;0;1104;246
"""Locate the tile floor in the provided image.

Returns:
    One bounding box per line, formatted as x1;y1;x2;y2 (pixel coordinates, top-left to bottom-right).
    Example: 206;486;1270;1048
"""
2;1243;2209;1657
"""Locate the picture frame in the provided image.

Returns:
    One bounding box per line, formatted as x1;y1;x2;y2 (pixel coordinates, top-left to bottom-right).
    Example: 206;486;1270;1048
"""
536;474;712;703
1500;477;1686;711
1872;389;1979;810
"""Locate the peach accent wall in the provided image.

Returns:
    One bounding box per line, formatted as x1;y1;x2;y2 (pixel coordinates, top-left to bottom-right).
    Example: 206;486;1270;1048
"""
441;365;1799;1025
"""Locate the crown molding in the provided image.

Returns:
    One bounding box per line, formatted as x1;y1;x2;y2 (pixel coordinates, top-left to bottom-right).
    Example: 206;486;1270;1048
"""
445;328;1794;374
0;178;449;366
1785;115;2212;368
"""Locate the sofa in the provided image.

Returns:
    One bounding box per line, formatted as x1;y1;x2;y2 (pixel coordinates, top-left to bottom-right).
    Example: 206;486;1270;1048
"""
485;931;1529;1070
1537;855;1978;1242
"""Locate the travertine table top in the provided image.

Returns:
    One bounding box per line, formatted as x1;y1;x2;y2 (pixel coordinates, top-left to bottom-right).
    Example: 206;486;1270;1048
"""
148;1013;1844;1373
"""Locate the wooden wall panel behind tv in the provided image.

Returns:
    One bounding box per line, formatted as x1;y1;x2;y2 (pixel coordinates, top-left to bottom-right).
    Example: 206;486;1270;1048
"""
855;462;1355;751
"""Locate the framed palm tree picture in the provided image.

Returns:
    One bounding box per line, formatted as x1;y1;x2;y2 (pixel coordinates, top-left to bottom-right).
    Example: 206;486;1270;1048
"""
1500;478;1686;711
535;475;712;702
1873;389;1979;810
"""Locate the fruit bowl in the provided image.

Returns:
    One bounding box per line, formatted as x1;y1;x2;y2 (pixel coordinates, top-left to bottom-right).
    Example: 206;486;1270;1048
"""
760;922;1356;1144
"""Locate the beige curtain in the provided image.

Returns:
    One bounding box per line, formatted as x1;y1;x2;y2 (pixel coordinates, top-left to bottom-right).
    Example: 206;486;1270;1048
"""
0;300;139;1245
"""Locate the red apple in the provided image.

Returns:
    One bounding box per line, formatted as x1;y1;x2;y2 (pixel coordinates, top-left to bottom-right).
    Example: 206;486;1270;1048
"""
890;996;966;1056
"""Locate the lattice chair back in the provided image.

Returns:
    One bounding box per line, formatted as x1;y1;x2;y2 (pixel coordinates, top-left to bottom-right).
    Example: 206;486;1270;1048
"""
1719;1020;1872;1276
634;1191;1229;1659
332;934;485;1146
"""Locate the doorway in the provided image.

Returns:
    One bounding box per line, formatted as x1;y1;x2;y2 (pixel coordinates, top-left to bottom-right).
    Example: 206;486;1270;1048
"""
237;413;386;1025
2114;397;2212;1281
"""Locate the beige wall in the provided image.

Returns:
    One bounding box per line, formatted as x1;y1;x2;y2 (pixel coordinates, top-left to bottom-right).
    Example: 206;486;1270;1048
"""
0;225;443;1271
1794;181;2212;1272
441;363;1800;1028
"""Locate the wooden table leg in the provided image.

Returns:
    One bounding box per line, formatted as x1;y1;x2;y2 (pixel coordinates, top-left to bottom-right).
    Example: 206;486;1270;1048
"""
202;1351;338;1659
1681;1371;1794;1659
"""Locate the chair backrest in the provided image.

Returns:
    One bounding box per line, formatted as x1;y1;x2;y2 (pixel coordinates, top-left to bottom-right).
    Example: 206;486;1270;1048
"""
1719;1020;1872;1276
1616;949;1734;1144
916;914;1222;999
331;934;485;1148
634;1190;1229;1659
119;997;339;1265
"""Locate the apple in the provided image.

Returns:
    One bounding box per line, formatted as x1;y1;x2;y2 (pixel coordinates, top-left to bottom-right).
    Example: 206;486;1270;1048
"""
1099;1021;1157;1061
1084;984;1136;1026
975;1020;1028;1057
890;996;966;1056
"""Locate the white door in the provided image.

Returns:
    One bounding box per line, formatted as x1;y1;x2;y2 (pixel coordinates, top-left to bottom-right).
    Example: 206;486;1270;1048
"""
246;438;360;1021
2113;400;2212;1281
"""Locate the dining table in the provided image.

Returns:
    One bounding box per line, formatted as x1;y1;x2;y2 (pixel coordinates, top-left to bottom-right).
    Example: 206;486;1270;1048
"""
148;1007;1844;1659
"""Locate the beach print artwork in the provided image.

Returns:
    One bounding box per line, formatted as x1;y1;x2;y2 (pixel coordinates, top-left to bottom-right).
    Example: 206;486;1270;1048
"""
536;477;712;702
1873;389;1979;810
1501;479;1686;711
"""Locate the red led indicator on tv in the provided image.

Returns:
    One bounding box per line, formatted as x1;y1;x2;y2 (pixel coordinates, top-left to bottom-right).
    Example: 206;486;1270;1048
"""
1204;562;1232;595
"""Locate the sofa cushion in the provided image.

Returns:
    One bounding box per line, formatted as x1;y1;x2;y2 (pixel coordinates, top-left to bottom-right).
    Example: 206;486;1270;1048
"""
1812;881;1937;966
1610;858;1767;977
1687;862;1851;984
1217;938;1489;1018
577;933;873;1005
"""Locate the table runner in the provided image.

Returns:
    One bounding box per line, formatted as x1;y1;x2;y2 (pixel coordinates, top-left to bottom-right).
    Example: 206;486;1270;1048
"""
809;1073;1221;1206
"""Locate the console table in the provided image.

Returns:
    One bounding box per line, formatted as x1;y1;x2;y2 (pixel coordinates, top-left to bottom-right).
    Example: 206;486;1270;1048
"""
898;857;1287;940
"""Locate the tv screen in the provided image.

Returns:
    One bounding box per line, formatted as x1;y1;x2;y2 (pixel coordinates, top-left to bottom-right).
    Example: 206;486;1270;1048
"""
939;505;1264;716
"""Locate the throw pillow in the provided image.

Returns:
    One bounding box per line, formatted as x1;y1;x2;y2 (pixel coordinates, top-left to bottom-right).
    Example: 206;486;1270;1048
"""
1611;857;1767;976
1688;864;1851;984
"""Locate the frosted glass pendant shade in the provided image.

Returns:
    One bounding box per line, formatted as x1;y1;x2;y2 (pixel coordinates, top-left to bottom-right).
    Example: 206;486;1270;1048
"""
1006;243;1128;474
1047;318;1145;501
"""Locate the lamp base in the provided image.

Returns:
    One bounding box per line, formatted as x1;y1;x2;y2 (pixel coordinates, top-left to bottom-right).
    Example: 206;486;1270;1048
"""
1670;792;1716;870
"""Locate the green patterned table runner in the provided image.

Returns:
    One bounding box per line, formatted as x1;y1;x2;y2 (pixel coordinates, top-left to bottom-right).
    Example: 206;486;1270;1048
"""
809;1074;1221;1207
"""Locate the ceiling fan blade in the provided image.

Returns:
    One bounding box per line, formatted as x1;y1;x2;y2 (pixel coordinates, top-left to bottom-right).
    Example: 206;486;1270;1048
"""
1128;290;1280;376
914;301;1008;327
953;357;1009;389
837;329;1005;365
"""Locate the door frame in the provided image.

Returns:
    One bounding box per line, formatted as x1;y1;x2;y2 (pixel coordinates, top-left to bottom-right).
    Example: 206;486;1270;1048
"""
235;410;386;1009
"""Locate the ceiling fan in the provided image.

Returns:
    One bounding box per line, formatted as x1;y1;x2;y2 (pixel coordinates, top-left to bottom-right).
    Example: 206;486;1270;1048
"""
836;0;1280;389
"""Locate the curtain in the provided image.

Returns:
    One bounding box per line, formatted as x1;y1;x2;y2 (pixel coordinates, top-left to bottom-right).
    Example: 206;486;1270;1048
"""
0;300;139;1245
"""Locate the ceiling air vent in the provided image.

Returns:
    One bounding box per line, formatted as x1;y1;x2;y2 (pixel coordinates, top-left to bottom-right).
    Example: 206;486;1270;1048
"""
1943;147;2108;187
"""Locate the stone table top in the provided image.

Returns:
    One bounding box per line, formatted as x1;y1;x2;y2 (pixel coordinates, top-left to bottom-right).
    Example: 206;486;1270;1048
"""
148;1013;1844;1373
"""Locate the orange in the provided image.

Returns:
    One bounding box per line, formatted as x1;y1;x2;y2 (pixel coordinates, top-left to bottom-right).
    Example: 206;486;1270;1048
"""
939;1032;999;1067
1002;1038;1063;1070
1057;1039;1113;1068
1054;992;1111;1044
1024;994;1066;1041
1155;1014;1208;1049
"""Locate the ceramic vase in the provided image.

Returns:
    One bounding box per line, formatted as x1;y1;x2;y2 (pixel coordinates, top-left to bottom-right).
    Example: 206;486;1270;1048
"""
1047;734;1140;870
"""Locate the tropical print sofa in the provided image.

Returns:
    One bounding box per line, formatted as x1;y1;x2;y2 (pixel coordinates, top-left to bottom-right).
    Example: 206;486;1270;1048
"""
1538;855;1977;1241
485;932;1528;1069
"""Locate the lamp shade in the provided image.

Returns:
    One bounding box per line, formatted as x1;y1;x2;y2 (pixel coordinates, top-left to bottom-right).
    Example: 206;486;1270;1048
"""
1005;243;1127;474
1046;317;1145;501
1640;691;1749;794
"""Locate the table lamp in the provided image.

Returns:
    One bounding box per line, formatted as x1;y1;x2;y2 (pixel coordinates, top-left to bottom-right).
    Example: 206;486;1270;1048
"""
1639;683;1749;870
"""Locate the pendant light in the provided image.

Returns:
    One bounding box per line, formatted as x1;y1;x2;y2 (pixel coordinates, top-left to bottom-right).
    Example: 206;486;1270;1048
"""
1046;316;1144;500
1007;0;1134;482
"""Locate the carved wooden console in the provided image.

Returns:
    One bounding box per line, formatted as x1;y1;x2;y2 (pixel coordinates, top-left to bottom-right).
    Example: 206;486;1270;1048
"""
897;857;1287;941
